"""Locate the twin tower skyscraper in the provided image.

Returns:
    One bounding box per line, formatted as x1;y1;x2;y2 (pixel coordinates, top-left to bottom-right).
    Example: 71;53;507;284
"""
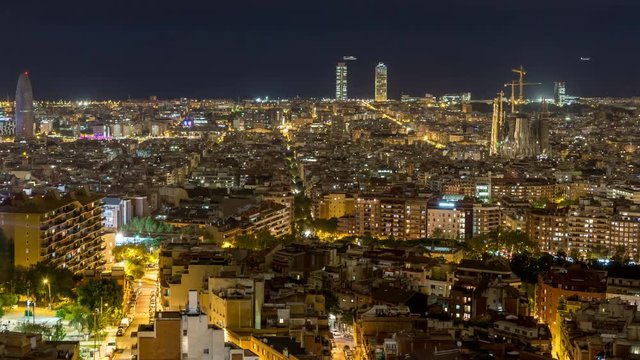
15;72;35;138
336;60;387;102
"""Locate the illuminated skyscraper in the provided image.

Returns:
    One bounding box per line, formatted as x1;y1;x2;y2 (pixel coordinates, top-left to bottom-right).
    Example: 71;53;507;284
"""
374;62;388;102
336;62;347;100
554;81;566;106
15;72;34;138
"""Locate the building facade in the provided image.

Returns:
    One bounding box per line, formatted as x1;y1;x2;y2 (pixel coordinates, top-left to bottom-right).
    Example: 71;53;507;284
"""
0;190;105;274
374;62;388;102
15;72;35;138
336;62;348;100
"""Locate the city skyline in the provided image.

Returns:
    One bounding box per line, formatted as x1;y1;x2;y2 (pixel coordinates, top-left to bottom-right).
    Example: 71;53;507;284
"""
3;2;640;360
0;0;638;100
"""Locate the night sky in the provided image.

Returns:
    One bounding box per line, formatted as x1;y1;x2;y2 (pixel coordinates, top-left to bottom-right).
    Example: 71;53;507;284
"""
1;0;639;100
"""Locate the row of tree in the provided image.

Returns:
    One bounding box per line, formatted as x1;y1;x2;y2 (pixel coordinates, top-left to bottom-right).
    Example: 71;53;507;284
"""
121;216;175;234
54;278;123;335
463;229;538;259
0;276;123;338
8;262;79;303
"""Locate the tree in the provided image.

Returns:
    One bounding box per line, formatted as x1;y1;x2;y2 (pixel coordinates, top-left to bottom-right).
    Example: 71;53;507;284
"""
51;321;67;341
569;248;581;260
16;320;67;341
0;293;17;318
531;197;550;209
122;217;175;234
77;278;123;315
359;235;377;247
293;195;312;233
11;262;78;301
466;228;537;259
234;230;279;250
67;305;91;333
113;244;152;279
588;245;608;260
611;245;627;263
431;228;445;239
0;229;14;285
15;322;52;339
510;252;555;284
310;218;338;233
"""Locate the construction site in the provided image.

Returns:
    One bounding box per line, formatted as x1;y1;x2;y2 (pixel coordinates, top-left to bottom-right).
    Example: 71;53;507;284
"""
490;66;551;159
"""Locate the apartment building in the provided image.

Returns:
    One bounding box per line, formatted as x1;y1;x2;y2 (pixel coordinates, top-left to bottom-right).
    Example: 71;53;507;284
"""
0;189;105;274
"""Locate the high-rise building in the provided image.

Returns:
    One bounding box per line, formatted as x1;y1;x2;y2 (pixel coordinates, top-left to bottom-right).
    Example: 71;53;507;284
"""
554;81;566;106
335;62;348;100
103;196;133;231
374;62;388;102
15;72;35;138
0;189;105;274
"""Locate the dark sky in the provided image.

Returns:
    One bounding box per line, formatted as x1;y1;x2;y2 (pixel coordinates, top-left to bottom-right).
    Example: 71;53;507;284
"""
2;0;639;100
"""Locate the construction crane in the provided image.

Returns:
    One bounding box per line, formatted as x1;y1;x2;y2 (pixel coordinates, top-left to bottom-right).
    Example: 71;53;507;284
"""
504;80;541;112
511;65;526;102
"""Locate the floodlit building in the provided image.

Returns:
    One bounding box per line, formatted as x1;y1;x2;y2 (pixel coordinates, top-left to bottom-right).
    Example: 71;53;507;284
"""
335;62;348;100
374;62;388;102
554;81;566;106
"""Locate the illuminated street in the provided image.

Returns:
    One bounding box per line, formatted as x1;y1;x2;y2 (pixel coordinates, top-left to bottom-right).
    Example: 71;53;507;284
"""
114;269;158;360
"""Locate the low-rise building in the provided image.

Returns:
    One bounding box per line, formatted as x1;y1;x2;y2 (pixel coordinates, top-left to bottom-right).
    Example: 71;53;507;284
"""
137;290;257;360
555;297;640;360
0;332;79;360
536;267;607;326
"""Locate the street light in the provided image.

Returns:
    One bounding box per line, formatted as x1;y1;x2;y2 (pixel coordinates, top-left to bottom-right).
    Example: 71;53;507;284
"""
93;308;100;360
43;279;52;310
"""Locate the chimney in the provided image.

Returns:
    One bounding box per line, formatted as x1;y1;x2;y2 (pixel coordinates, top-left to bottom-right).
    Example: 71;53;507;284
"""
187;290;198;314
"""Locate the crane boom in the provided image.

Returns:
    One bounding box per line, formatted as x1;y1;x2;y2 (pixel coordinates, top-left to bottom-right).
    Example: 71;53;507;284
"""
511;65;526;102
503;80;542;112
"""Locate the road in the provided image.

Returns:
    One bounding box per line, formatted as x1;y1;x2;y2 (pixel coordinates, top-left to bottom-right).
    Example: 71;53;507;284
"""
332;333;355;360
114;269;158;360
